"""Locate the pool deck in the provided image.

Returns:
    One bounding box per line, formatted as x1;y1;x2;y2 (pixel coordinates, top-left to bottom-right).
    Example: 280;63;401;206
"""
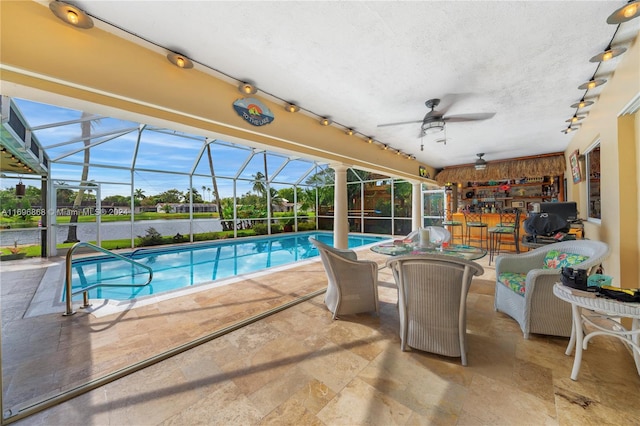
2;247;640;425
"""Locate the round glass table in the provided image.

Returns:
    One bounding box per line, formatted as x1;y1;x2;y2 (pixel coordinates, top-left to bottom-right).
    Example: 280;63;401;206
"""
370;241;487;261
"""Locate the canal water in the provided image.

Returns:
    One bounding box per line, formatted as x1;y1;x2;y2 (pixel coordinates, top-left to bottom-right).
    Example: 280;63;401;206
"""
0;219;223;247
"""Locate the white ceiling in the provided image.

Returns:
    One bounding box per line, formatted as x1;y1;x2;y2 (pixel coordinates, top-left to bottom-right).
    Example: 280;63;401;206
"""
69;1;639;169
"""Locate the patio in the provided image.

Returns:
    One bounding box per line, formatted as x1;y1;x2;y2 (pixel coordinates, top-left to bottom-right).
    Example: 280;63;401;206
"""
3;248;639;425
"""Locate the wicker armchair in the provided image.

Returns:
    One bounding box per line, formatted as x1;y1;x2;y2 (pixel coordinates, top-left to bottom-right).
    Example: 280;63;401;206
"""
386;254;484;366
309;237;379;319
495;240;610;339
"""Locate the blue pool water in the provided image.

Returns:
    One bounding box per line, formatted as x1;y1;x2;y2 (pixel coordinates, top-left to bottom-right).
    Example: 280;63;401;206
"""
68;232;388;301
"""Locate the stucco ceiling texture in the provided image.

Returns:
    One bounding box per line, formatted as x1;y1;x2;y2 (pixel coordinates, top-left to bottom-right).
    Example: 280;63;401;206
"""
73;1;639;169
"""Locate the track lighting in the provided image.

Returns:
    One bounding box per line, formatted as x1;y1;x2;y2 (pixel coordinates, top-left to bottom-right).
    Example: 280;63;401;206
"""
571;99;594;109
607;0;640;24
49;1;94;29
284;103;299;113
562;126;579;134
566;115;585;123
578;78;606;90
167;52;194;69
589;47;627;63
238;82;257;95
345;128;354;136
366;137;374;144
319;117;331;126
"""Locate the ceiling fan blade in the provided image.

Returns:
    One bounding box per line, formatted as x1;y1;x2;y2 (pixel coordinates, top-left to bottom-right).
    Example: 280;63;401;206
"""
443;112;496;123
377;119;422;128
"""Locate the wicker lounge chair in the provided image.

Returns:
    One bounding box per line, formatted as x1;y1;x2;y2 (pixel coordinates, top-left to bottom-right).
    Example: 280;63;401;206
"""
386;254;484;366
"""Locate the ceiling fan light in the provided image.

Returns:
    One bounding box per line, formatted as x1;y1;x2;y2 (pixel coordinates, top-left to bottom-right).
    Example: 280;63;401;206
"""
474;153;487;170
607;0;640;24
578;79;606;90
422;119;445;135
49;1;94;29
589;47;627;63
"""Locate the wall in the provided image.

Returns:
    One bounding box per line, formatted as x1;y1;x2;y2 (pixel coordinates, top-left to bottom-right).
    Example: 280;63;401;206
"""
565;32;640;289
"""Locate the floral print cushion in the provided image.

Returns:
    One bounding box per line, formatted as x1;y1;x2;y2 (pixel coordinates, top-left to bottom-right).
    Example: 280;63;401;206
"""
542;250;589;269
498;272;526;296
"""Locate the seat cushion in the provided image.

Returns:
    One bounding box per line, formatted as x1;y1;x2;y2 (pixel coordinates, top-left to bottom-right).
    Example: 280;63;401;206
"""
542;250;589;269
490;225;516;233
498;272;526;296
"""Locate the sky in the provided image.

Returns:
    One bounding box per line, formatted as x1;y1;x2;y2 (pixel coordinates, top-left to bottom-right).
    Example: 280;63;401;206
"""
2;98;327;200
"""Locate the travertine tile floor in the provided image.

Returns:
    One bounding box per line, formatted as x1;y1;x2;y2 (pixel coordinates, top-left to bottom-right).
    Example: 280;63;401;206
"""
2;248;640;425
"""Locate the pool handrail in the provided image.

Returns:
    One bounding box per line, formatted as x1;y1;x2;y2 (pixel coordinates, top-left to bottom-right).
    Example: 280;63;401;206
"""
64;242;153;316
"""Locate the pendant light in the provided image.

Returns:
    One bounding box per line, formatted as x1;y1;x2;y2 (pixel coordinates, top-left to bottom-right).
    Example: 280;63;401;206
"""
589;46;627;63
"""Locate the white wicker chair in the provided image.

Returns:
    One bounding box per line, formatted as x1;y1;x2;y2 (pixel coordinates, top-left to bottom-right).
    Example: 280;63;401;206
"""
309;237;379;319
495;240;610;339
386;254;484;366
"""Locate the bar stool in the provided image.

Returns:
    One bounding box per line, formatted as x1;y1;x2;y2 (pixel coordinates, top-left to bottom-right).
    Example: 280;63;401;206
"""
488;208;521;264
442;211;464;244
463;211;488;250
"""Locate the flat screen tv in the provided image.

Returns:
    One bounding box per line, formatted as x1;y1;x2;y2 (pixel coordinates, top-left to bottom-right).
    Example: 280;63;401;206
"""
541;202;578;222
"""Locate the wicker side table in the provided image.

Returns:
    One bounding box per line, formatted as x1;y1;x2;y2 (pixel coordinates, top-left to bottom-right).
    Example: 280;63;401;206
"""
553;283;640;380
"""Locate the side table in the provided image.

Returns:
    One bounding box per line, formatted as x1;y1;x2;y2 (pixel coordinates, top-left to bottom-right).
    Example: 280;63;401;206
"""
553;283;640;380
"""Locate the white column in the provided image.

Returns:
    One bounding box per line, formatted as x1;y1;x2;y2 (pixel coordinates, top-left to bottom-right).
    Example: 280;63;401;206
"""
332;163;349;249
411;180;422;231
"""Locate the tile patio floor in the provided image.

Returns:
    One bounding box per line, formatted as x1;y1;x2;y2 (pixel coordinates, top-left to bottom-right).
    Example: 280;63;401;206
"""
1;246;639;425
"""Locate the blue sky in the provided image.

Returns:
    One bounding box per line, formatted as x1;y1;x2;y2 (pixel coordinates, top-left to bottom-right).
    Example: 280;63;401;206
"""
3;98;325;200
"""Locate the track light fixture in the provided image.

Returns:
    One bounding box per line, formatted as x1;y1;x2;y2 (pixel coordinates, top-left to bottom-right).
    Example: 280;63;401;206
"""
607;0;640;24
284;103;299;113
49;1;94;29
238;82;257;95
589;46;627;63
167;52;194;69
345;128;354;136
366;137;374;144
566;115;585;123
571;99;594;109
578;78;606;90
319;117;331;126
562;126;579;134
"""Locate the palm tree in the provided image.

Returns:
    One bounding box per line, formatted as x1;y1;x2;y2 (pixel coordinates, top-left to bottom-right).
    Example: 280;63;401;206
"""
65;112;94;243
201;185;207;202
206;144;228;230
206;187;211;203
134;188;145;202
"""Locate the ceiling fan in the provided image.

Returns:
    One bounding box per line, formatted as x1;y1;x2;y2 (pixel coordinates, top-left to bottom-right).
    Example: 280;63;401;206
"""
377;98;496;138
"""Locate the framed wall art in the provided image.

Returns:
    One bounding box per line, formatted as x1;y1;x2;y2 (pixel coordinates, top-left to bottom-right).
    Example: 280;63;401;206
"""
569;150;582;184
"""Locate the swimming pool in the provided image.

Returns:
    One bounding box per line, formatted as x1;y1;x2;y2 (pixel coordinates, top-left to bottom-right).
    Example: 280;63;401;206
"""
68;232;388;301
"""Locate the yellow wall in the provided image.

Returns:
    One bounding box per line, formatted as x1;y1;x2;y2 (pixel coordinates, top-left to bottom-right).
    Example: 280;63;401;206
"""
565;33;640;289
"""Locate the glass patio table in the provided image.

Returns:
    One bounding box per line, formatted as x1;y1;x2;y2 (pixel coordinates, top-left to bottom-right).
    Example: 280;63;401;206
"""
371;240;487;261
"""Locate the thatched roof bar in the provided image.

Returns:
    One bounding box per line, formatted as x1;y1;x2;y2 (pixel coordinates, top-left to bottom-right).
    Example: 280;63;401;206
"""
435;152;565;185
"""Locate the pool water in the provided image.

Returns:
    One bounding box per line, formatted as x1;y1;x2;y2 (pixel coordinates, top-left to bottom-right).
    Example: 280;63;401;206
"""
68;232;388;301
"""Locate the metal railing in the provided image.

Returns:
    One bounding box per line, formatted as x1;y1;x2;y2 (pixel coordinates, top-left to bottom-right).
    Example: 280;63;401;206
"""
64;242;153;316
